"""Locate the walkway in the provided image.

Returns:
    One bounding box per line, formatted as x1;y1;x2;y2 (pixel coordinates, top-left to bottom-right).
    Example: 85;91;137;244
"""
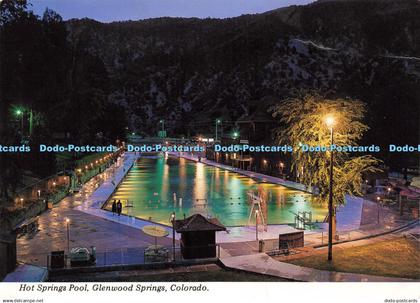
3;263;48;282
220;253;411;282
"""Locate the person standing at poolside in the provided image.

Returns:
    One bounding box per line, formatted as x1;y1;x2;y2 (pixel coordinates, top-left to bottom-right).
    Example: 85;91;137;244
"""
116;200;122;216
111;200;117;215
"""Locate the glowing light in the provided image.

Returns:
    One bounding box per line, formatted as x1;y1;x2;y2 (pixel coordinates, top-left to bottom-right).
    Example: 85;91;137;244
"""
325;115;335;128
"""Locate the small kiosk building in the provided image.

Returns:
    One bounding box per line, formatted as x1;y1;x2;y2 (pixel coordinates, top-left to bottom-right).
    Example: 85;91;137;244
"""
174;214;226;259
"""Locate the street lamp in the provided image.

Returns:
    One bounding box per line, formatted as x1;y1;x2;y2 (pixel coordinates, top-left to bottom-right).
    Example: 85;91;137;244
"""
233;131;239;139
215;119;221;141
376;196;381;223
15;108;24;136
171;212;176;262
65;218;70;253
280;162;285;177
160;119;165;132
325;115;335;262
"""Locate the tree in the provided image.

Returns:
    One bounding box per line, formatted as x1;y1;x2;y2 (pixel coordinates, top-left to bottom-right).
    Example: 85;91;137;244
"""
271;93;380;232
0;0;33;203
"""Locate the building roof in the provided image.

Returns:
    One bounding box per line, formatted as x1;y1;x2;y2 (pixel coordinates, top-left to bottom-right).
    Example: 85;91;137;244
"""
174;214;226;233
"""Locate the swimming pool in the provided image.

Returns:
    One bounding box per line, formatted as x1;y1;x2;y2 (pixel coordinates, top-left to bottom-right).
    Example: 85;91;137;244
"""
105;156;327;226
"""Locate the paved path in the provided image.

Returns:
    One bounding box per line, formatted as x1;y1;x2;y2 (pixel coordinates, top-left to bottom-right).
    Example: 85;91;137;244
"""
220;253;412;282
217;225;299;243
3;264;48;282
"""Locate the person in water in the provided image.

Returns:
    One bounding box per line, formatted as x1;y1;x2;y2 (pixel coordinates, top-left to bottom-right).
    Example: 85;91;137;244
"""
116;200;122;216
111;200;117;215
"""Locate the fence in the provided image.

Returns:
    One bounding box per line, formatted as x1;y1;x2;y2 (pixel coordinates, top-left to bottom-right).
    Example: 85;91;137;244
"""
46;244;221;270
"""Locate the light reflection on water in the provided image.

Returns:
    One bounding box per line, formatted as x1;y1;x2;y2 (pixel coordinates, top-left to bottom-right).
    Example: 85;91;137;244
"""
106;157;327;226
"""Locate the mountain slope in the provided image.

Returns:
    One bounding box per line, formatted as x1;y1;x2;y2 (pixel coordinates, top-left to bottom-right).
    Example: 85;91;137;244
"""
65;0;420;160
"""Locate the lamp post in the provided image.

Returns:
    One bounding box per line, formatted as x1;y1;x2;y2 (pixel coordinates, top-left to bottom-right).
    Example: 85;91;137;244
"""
325;115;335;262
255;210;259;241
280;162;284;177
65;218;70;253
15;109;24;136
215;119;221;141
171;212;176;262
160;119;165;132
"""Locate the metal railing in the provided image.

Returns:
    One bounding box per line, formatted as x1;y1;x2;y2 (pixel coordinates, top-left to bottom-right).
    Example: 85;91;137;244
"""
46;244;221;270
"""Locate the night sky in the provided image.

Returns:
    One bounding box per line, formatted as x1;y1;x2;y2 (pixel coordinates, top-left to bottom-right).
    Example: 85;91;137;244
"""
30;0;314;22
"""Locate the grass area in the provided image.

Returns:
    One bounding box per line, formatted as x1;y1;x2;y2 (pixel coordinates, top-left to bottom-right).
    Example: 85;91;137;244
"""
50;268;288;282
287;237;420;279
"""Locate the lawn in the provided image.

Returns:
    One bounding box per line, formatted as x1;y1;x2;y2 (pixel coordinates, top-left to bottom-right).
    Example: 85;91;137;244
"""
287;237;420;279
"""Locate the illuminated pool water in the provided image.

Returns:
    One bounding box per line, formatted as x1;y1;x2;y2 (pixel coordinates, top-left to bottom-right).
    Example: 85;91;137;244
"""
105;156;327;226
